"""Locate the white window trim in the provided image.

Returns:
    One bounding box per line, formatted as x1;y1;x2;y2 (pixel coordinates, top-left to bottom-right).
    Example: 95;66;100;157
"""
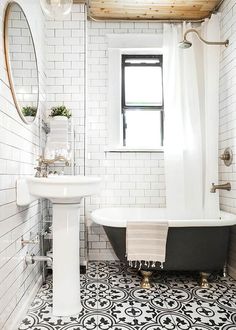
106;34;163;152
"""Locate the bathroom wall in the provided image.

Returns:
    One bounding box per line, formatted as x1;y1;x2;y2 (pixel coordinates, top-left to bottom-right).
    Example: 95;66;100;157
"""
219;0;236;279
86;21;165;260
45;5;87;263
44;1;236;265
45;6;165;261
0;0;46;329
85;4;236;263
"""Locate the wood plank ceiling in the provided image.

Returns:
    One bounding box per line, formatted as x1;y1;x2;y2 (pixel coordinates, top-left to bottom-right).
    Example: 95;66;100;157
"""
74;0;222;21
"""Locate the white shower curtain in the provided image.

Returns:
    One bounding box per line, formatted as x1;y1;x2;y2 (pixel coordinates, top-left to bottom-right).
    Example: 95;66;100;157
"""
163;15;220;219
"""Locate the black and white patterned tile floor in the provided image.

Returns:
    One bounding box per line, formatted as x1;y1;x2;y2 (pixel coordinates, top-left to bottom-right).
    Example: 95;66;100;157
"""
19;262;236;330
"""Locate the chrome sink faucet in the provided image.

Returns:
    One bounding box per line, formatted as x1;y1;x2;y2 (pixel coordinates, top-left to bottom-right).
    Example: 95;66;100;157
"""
34;156;70;178
210;182;231;193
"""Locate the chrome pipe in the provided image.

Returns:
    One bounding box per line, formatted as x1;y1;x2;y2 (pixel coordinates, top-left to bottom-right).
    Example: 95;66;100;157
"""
25;254;53;267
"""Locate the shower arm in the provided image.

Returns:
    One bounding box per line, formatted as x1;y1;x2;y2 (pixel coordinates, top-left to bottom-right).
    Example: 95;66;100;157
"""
183;28;229;47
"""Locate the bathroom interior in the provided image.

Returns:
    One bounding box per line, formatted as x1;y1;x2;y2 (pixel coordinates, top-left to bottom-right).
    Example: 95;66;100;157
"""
0;0;236;329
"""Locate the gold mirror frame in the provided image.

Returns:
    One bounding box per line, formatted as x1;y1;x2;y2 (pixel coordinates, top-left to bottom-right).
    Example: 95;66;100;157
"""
3;1;39;125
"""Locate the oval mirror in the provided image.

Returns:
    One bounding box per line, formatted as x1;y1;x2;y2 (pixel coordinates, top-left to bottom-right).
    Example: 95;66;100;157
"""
4;2;39;124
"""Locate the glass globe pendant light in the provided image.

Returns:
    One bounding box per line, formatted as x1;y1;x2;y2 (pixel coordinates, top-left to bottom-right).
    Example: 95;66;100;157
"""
40;0;73;19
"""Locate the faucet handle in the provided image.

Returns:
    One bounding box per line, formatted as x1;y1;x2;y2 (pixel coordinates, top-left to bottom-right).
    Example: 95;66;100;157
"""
220;148;233;166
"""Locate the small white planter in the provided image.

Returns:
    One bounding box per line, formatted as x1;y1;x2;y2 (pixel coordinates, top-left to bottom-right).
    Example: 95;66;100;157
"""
25;116;35;123
50;116;68;121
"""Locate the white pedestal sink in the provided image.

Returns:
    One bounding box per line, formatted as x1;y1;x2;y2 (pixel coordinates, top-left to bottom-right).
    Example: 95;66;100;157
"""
17;175;101;316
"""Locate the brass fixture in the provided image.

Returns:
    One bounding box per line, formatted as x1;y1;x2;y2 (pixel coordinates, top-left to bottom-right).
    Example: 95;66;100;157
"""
210;182;231;193
199;272;210;289
220;147;233;167
179;28;229;49
38;155;70;166
35;155;70;177
140;270;153;289
21;235;39;247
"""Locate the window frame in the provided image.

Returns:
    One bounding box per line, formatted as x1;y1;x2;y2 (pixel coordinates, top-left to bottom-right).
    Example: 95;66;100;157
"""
121;54;164;148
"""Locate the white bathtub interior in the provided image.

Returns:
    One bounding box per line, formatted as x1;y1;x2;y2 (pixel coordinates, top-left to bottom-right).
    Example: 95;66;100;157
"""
91;207;236;228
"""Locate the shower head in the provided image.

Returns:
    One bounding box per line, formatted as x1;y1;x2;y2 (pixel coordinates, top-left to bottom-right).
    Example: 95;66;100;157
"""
179;28;229;49
179;39;192;49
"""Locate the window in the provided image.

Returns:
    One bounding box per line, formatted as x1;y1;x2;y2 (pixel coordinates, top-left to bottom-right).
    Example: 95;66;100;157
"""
121;55;164;148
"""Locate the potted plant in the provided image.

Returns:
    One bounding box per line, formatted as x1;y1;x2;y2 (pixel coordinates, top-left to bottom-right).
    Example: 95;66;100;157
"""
22;106;37;122
49;105;71;120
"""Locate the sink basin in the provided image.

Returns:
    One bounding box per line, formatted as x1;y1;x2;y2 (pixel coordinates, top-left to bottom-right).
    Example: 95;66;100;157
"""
17;175;101;205
16;175;101;317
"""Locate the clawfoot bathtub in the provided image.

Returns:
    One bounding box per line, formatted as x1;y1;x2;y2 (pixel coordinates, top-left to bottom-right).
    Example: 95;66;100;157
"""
91;208;236;288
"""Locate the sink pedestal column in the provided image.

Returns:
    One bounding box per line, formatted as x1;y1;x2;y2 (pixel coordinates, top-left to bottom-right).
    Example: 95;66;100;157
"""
53;203;81;316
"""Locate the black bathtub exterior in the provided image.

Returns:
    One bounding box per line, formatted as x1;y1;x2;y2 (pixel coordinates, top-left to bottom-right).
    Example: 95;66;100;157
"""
103;226;230;271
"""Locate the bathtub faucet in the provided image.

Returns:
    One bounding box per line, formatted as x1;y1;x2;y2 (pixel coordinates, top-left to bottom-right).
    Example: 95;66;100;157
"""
210;182;231;193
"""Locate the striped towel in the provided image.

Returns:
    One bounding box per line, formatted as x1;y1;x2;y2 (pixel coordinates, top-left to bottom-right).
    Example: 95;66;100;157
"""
126;221;169;268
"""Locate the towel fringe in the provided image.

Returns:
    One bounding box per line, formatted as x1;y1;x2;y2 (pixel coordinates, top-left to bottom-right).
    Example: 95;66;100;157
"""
126;256;165;271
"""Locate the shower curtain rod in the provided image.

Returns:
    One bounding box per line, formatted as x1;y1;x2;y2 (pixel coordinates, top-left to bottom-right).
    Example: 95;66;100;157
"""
85;0;225;23
88;16;204;23
213;0;225;12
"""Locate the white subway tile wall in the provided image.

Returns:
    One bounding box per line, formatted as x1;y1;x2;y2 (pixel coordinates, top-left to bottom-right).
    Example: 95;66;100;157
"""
45;5;87;262
86;21;165;260
219;0;236;279
0;1;46;329
46;6;165;261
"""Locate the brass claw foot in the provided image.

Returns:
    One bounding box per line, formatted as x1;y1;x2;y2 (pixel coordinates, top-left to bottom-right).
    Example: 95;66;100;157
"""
140;270;153;289
200;272;210;288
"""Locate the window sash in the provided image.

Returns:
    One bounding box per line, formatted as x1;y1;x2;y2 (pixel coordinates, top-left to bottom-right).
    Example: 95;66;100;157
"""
122;108;164;147
122;55;163;110
121;54;164;147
